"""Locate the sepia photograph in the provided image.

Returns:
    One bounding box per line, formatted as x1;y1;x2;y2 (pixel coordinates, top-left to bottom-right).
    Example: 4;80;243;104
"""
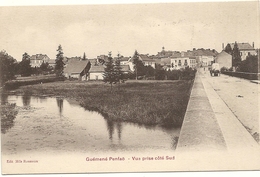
0;0;259;175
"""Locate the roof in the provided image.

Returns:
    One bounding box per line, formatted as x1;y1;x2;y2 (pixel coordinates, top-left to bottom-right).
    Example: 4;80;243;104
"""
191;49;216;57
119;57;130;61
64;60;89;74
159;58;171;65
216;51;232;58
48;59;56;64
230;43;255;50
139;54;155;62
88;59;97;65
30;54;49;60
121;65;131;72
89;65;105;73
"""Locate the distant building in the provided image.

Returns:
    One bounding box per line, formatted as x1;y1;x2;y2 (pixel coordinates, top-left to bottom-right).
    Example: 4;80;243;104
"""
229;42;256;61
30;54;50;67
191;49;217;67
63;59;91;81
88;65;105;80
138;54;156;68
215;51;232;69
168;51;197;70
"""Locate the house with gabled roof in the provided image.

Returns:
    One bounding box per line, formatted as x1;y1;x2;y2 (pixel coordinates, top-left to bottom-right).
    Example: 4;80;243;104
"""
139;54;156;68
88;65;105;80
215;51;232;69
191;49;217;67
63;59;91;81
229;42;256;61
171;51;197;70
30;54;50;67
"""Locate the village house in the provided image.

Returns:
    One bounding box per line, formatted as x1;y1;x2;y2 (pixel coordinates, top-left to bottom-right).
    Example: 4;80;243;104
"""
118;56;131;65
88;65;105;80
138;54;156;68
215;51;232;69
170;51;197;70
63;59;91;81
191;49;217;67
30;54;50;67
155;57;172;70
229;42;256;61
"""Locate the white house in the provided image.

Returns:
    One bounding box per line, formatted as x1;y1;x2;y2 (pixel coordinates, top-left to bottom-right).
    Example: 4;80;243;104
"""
230;42;256;61
215;51;232;69
88;65;105;80
30;54;50;67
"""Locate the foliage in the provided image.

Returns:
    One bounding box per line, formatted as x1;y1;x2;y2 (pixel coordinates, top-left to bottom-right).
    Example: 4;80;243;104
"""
154;64;166;80
232;42;241;67
19;52;32;77
237;55;258;73
132;50;147;79
114;56;124;83
55;45;65;76
83;52;86;60
224;43;232;54
103;53;116;90
220;67;229;73
0;50;17;86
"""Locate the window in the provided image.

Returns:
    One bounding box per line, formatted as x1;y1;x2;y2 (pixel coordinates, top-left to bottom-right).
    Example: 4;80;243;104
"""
178;60;181;66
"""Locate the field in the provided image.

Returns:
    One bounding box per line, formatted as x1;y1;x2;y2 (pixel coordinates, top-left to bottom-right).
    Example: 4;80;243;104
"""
7;80;193;128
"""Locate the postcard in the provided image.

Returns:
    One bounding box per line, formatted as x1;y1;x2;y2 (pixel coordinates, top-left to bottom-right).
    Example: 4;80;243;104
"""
1;0;259;175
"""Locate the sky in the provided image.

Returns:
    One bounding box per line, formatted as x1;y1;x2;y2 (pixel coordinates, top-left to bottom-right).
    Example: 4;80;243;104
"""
0;0;259;61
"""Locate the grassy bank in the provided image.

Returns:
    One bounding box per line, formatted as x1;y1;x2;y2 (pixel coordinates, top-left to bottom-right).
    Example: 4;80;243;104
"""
4;75;64;90
7;80;193;128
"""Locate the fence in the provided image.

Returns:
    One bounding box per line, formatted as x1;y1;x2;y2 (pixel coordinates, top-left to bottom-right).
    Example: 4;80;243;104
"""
222;71;260;80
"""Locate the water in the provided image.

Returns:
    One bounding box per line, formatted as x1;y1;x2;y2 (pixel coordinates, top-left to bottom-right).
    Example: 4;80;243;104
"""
1;95;180;155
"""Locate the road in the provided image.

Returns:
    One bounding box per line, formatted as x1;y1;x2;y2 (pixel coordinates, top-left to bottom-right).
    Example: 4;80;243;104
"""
200;68;259;145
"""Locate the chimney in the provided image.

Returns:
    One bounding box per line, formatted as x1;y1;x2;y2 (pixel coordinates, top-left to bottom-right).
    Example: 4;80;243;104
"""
252;42;254;48
222;43;224;50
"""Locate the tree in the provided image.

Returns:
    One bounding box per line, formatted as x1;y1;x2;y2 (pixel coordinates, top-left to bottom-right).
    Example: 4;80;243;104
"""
114;53;123;84
83;52;86;60
19;52;32;77
103;52;116;91
132;50;139;80
0;50;17;86
40;62;51;74
232;42;241;68
132;50;146;79
238;55;258;73
55;45;64;76
224;43;232;54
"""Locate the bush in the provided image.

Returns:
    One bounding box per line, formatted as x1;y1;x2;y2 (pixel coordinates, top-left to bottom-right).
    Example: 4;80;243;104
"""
220;67;228;73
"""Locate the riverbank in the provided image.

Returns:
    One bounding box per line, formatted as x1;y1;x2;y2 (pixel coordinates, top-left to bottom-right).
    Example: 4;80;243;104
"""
5;80;193;128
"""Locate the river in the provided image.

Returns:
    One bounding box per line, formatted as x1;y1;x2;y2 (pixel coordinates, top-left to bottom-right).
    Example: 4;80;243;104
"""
1;94;180;155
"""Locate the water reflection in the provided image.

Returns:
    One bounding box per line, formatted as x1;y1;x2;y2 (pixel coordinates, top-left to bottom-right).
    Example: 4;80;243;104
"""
1;94;8;105
56;98;64;116
22;94;31;106
106;119;115;140
106;119;123;140
116;122;122;140
2;95;181;154
1;104;18;134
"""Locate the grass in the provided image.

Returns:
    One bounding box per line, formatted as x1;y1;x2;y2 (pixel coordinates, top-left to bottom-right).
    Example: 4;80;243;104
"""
7;80;193;128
